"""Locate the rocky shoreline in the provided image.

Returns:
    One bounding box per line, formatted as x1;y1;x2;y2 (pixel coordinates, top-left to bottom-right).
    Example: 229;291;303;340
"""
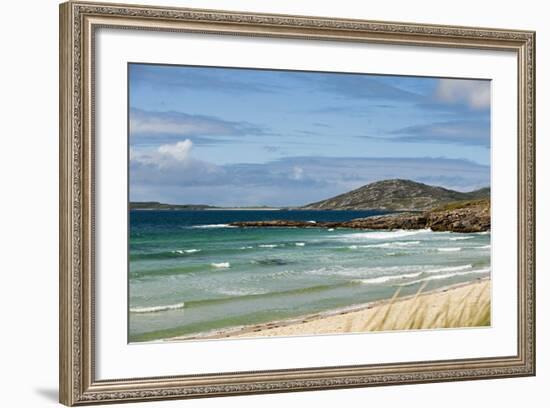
230;199;490;233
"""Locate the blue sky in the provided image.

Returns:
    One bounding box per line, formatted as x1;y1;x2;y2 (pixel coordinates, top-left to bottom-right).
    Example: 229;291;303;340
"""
129;63;490;206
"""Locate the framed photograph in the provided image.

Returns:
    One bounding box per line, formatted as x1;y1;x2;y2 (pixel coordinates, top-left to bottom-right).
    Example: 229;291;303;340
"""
59;1;535;405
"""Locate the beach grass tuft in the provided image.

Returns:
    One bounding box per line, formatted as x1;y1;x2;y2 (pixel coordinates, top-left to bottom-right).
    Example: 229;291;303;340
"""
357;280;490;332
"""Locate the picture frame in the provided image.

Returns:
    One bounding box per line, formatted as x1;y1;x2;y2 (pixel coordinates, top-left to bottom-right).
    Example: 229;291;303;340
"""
59;1;536;405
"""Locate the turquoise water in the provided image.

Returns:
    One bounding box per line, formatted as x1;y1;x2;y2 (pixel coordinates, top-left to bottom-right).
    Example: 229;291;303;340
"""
129;210;491;342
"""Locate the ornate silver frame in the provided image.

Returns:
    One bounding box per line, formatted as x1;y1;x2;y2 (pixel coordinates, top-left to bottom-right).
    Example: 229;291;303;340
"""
59;1;536;405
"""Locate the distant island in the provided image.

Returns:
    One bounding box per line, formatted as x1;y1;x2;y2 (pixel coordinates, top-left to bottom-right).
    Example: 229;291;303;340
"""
302;179;489;211
130;202;217;210
129;202;279;211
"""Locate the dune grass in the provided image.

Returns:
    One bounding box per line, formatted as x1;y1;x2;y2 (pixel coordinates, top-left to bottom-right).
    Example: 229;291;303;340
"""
349;280;491;332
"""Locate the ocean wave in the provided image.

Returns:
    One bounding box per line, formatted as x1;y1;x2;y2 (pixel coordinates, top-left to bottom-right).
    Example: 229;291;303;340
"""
295;242;306;246
328;228;335;231
397;267;490;287
215;288;267;296
173;249;201;254
131;249;204;261
348;240;420;249
306;264;477;280
341;229;430;241
394;241;421;246
191;224;236;229
353;271;423;285
475;245;491;249
180;282;352;309
362;241;420;248
130;302;185;314
360;242;389;248
449;236;474;241
306;264;430;278
258;244;279;248
129;263;210;279
239;246;254;250
211;262;230;268
437;247;462;252
425;264;473;274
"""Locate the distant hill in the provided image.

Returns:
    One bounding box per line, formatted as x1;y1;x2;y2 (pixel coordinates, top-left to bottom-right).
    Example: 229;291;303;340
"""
130;202;216;210
302;179;490;211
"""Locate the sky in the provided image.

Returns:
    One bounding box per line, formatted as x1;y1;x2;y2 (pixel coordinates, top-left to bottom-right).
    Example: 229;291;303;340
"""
129;63;491;207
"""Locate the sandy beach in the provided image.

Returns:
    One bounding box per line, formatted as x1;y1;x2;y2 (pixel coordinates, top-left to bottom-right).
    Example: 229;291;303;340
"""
167;277;490;341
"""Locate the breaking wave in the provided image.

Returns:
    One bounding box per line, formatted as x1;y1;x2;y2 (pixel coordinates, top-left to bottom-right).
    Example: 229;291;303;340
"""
130;302;185;314
211;262;230;268
397;267;490;287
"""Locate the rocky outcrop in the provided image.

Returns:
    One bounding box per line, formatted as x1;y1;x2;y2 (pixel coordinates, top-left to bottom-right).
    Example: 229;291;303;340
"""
230;199;490;233
341;213;428;230
427;201;490;233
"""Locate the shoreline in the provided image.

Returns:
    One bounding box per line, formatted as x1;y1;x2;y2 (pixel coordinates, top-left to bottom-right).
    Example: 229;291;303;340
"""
164;277;490;342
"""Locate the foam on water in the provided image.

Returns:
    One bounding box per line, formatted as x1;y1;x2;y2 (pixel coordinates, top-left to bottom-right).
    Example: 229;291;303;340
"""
362;241;420;248
425;264;473;274
173;249;201;254
130;302;185;314
341;229;430;241
353;271;423;284
211;262;230;268
437;247;462;252
397;267;490;287
306;264;434;278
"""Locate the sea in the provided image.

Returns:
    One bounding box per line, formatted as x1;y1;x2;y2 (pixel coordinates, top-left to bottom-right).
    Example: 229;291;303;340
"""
129;210;491;342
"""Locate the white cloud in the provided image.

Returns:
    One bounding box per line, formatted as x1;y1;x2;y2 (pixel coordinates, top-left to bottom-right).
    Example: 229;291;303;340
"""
131;139;195;168
130;109;229;136
435;79;490;109
390;120;490;147
157;140;193;161
129;109;265;147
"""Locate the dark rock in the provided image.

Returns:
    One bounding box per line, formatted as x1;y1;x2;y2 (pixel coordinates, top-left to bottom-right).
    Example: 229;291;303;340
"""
340;213;428;230
427;202;490;233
